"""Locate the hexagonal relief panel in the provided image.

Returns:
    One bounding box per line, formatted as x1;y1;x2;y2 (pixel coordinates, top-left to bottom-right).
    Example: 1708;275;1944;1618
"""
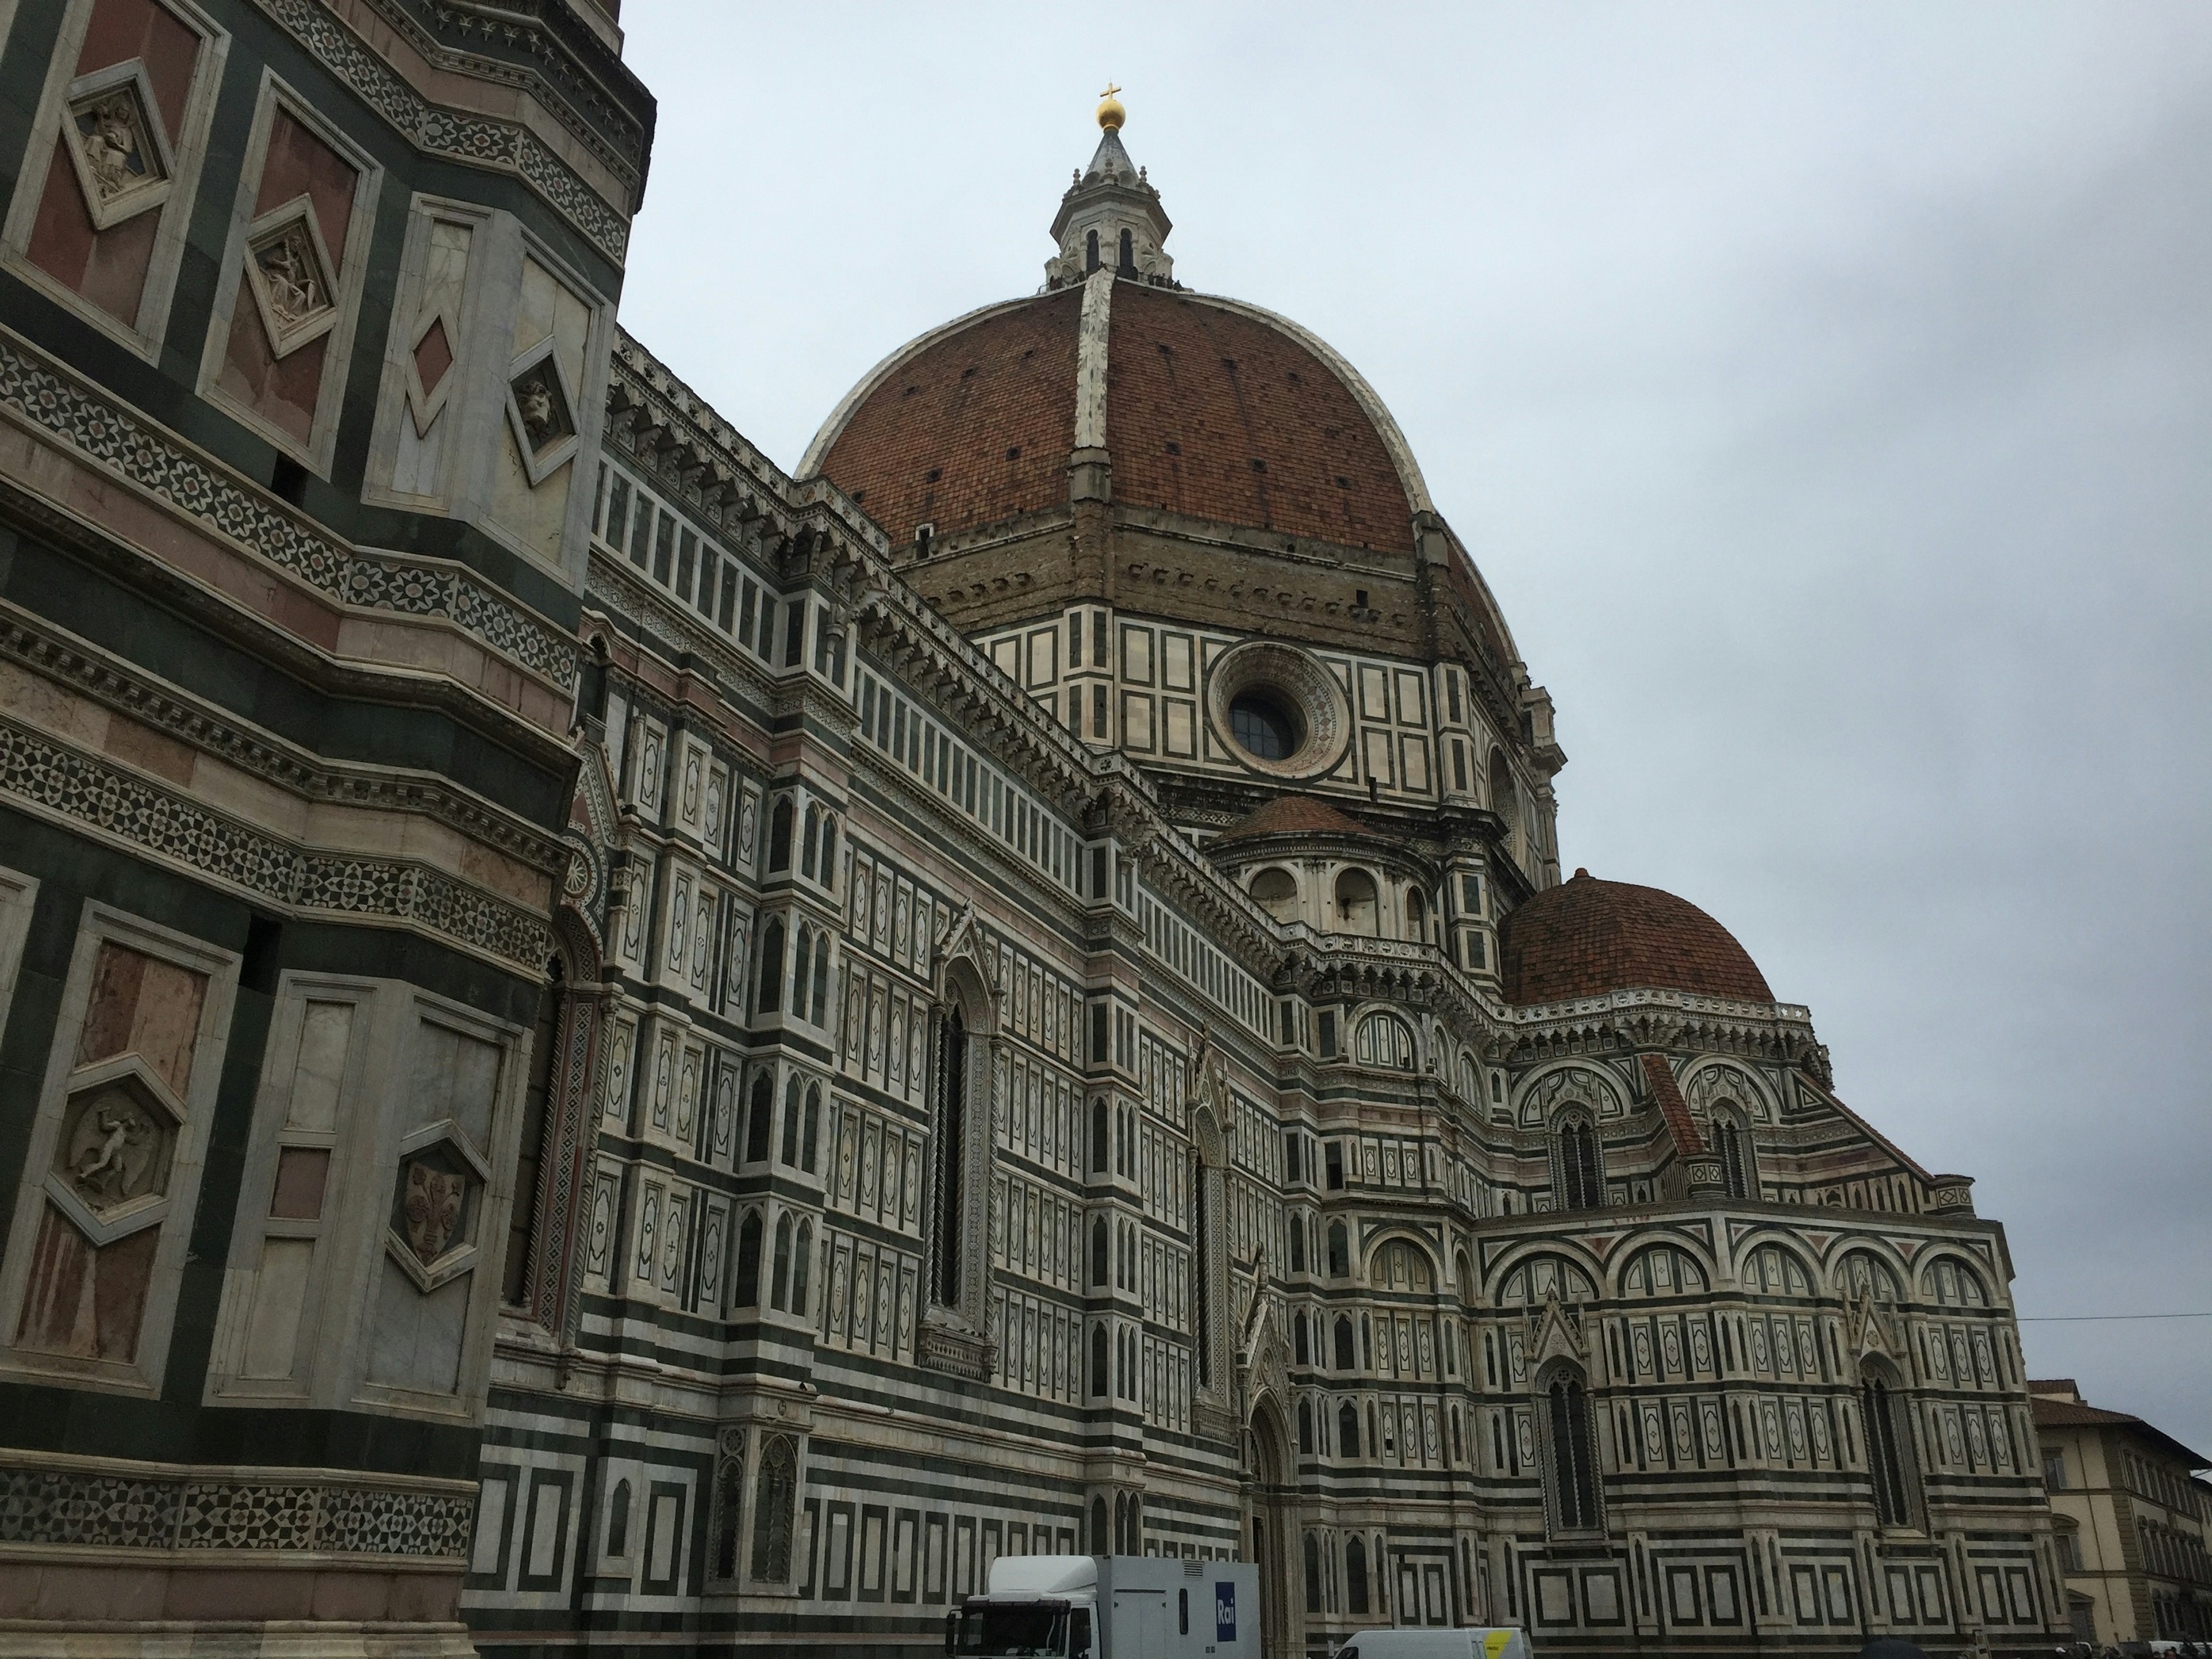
43;1055;184;1244
384;1132;486;1294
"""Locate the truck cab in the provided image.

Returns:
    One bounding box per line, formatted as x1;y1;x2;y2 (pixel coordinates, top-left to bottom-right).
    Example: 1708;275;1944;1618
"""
948;1555;1261;1659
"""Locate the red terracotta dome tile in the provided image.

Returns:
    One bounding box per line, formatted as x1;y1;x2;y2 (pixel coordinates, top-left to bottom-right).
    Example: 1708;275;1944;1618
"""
1499;870;1774;1006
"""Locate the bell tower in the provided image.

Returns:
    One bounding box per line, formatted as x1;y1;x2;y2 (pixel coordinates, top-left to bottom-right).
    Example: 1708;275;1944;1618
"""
1045;88;1176;289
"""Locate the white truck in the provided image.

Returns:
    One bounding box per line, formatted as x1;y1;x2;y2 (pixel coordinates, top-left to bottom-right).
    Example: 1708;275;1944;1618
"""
947;1554;1262;1658
1334;1630;1535;1659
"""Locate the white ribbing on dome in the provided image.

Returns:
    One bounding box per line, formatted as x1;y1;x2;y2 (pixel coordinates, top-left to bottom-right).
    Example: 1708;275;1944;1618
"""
1073;267;1113;450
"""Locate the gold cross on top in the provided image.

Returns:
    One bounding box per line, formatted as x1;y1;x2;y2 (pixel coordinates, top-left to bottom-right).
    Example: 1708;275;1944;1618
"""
1100;82;1121;101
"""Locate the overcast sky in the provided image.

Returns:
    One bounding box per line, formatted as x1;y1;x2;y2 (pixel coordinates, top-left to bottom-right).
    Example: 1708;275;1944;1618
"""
617;4;2212;1457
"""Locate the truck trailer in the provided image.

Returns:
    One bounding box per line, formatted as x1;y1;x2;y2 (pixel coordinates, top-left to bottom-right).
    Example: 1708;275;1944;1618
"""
947;1554;1262;1658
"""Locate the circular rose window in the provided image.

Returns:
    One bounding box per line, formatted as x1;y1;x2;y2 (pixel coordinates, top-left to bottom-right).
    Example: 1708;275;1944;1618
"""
1207;641;1350;779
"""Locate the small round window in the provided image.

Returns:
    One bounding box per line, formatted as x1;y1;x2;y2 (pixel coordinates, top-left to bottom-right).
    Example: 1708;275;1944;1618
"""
1229;691;1302;762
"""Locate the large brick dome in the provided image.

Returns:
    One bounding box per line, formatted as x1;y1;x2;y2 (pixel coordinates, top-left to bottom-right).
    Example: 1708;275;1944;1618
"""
1499;870;1775;1006
802;281;1429;555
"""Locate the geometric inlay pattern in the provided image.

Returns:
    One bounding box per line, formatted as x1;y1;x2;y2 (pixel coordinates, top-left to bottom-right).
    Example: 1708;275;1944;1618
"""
0;1463;472;1559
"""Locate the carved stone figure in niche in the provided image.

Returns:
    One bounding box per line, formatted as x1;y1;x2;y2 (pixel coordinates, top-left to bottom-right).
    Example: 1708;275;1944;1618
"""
253;224;326;327
77;91;151;199
513;369;573;454
61;1087;169;1210
395;1153;471;1266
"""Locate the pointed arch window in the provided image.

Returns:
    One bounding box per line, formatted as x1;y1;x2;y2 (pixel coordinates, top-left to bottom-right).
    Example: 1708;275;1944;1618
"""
791;925;813;1018
801;1085;821;1173
1090;1097;1109;1173
744;1074;774;1164
1334;1315;1355;1372
751;1434;797;1581
1558;1115;1603;1211
1863;1369;1915;1527
1304;1531;1323;1612
767;797;793;870
930;1007;967;1306
770;1213;794;1310
790;1219;813;1316
1346;1535;1369;1613
1085;229;1100;271
1339;1399;1360;1458
1543;1366;1601;1532
735;1211;764;1306
755;918;785;1013
1715;1114;1753;1199
801;805;821;878
1299;1399;1315;1454
1090;1322;1108;1397
779;1080;801;1165
605;1479;632;1558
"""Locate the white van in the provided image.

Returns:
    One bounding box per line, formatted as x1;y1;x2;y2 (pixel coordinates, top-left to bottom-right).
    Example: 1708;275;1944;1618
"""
1334;1630;1534;1659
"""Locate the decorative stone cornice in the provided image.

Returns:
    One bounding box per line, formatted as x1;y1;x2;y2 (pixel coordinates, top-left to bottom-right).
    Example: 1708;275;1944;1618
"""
0;606;570;878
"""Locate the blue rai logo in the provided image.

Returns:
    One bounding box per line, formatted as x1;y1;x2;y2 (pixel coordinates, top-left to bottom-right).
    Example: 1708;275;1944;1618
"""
1215;1581;1236;1639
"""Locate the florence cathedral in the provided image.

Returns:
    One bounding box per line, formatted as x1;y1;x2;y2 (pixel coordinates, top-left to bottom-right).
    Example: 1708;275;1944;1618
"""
0;2;2069;1655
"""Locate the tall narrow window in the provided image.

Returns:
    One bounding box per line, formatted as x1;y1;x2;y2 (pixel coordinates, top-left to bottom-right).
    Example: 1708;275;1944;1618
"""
791;926;812;1018
809;938;831;1025
1545;1369;1600;1531
801;805;820;878
1559;1118;1603;1211
768;798;793;870
1335;1316;1355;1372
1305;1533;1323;1611
790;1220;813;1316
1119;227;1135;272
931;1009;966;1305
1192;1156;1211;1387
1092;1099;1109;1173
735;1211;764;1306
1865;1374;1913;1527
779;1084;801;1165
1085;229;1100;270
770;1214;793;1310
801;1086;821;1174
1347;1536;1369;1613
1339;1400;1360;1457
751;1434;797;1581
1091;1216;1109;1288
1716;1117;1753;1200
1090;1323;1108;1396
756;920;785;1014
745;1075;774;1164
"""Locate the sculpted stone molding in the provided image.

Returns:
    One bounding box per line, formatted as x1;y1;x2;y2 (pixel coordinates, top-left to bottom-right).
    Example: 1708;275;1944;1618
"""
0;717;552;972
0;327;577;693
0;608;569;879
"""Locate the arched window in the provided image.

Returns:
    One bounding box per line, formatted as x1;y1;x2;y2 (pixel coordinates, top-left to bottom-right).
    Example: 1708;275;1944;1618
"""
1327;1220;1349;1278
809;936;831;1024
756;918;785;1013
1089;1495;1108;1554
1118;226;1134;272
711;1442;744;1580
1304;1531;1323;1612
735;1211;763;1306
1926;1258;1989;1307
930;1008;966;1306
817;816;836;887
801;804;821;878
791;925;813;1018
768;797;793;870
751;1434;797;1581
1085;229;1100;271
1558;1115;1603;1211
1249;866;1297;922
779;1082;801;1165
790;1219;813;1317
1450;1405;1463;1463
1294;1313;1310;1366
801;1085;821;1173
1299;1399;1315;1454
1863;1370;1914;1526
1091;1216;1109;1288
1289;1215;1306;1274
1371;1238;1435;1293
770;1213;793;1309
1543;1368;1601;1532
1334;869;1378;932
1090;1097;1109;1173
605;1478;632;1557
745;1075;774;1164
1354;1012;1415;1070
1456;1052;1480;1102
1334;1315;1355;1372
1346;1535;1369;1613
1090;1323;1108;1396
1713;1111;1755;1199
1488;749;1517;823
1406;887;1426;935
1339;1399;1360;1458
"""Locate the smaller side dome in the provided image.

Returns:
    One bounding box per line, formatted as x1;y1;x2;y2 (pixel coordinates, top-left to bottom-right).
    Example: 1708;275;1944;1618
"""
1212;794;1370;844
1499;870;1774;1006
